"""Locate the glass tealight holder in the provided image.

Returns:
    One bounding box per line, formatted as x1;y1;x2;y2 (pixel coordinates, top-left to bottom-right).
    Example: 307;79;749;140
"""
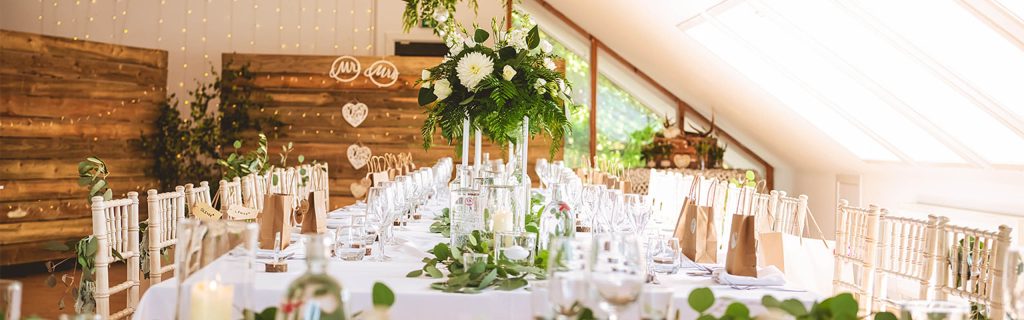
900;301;970;320
334;226;365;261
483;183;524;233
647;237;681;274
639;285;674;320
495;232;537;267
463;252;489;272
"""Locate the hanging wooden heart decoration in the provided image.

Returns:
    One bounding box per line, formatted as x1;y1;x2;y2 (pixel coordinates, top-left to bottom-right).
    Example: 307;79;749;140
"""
347;144;372;170
342;101;368;127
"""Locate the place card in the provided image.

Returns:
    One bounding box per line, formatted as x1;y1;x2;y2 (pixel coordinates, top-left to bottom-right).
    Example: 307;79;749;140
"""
227;206;260;220
192;202;222;221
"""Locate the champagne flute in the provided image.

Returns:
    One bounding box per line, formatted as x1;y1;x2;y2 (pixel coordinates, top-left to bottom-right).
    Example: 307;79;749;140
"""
598;189;623;233
367;185;393;262
624;194;653;236
589;233;645;320
547;237;589;319
535;158;550;190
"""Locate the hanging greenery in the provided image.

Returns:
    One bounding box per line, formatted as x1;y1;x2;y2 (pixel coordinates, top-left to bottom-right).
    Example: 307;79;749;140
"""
142;63;282;191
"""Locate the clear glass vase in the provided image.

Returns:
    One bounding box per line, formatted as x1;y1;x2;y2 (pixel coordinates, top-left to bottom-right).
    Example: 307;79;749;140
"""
538;183;576;250
450;187;484;248
279;234;347;319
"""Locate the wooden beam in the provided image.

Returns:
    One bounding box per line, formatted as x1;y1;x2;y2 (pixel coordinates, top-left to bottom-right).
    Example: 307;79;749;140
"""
589;36;598;161
533;0;774;189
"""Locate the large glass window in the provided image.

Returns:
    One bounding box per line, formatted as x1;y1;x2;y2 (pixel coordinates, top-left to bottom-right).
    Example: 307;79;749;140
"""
595;74;660;167
540;31;591;168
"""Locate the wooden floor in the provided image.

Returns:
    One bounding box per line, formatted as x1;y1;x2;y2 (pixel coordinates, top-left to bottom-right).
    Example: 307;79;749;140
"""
2;262;154;319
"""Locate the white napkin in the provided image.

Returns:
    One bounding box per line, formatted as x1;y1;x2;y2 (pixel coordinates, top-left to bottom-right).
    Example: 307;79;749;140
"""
712;265;786;286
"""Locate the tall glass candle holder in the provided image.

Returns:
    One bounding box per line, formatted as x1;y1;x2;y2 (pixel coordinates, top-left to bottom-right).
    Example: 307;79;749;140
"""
175;219;258;320
484;184;523;233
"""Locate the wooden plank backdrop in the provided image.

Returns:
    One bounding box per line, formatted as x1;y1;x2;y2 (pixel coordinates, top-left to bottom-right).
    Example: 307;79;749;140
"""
223;53;561;209
0;30;167;265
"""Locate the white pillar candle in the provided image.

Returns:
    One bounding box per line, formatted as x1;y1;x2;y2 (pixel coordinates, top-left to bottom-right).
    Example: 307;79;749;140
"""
462;117;470;167
492;209;514;233
191;280;234;320
474;129;482;167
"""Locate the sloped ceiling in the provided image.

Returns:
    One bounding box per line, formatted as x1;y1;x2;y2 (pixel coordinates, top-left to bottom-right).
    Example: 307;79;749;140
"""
523;0;869;177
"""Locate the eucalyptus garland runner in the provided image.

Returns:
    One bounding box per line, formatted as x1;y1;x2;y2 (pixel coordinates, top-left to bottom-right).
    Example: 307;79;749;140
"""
417;20;578;155
407;230;544;293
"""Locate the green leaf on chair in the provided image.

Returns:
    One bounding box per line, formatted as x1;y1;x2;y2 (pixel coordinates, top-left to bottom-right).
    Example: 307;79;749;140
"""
372;282;395;307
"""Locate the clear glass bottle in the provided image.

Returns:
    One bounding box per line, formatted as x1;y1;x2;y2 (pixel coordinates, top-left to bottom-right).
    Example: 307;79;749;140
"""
278;235;347;320
450;187;483;248
539;183;576;250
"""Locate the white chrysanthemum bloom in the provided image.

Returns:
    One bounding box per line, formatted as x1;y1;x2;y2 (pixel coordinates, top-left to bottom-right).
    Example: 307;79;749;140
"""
540;40;553;54
433;79;452;101
502;65;517;81
543;57;556;70
456;52;494;91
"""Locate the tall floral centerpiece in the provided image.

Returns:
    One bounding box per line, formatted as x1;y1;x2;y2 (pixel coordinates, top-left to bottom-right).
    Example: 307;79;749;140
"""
417;20;576;156
417;18;578;232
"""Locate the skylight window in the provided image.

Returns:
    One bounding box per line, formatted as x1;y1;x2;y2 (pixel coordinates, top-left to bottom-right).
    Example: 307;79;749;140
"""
687;22;899;161
765;0;1024;164
995;0;1024;23
681;0;1024;166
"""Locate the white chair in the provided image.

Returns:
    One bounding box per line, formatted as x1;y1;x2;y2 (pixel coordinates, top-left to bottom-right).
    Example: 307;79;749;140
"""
871;214;941;313
770;191;810;237
217;177;243;214
932;218;1011;320
240;173;269;211
90;192;140;319
145;187;186;286
183;181;212;216
834;200;882;314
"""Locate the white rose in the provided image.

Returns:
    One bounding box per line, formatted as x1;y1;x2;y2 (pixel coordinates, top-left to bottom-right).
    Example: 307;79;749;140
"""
534;78;547;93
421;70;431;81
544;57;556;70
502;65;517;81
540;40;553;54
433;79;453;101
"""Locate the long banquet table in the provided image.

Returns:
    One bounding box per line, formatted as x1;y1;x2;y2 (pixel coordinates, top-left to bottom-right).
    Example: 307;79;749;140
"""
135;196;821;319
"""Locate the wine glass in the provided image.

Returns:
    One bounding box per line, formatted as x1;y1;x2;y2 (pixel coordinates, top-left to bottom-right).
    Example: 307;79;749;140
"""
597;189;623;233
367;185;393;262
393;176;412;231
589;233;645;320
624;194;653;236
579;184;606;233
535;158;550;190
647;237;681;275
547;237;589;319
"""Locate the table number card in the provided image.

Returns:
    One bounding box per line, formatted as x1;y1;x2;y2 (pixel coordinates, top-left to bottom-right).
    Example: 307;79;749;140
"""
192;202;222;221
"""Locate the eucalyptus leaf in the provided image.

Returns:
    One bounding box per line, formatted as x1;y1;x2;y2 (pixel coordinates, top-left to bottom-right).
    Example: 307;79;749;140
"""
874;312;899;320
77;176;92;186
477;269;498;289
779;299;808;316
425;265;443;278
468;261;486;274
495;278;528;291
762;295;781;309
406;270;423;278
90;180;106;197
687;287;714;313
433;243;451;261
724;302;750;319
371;282;395;307
103;189;112;201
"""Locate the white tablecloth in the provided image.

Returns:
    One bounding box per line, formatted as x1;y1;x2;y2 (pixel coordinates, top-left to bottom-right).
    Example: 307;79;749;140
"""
135;198;820;320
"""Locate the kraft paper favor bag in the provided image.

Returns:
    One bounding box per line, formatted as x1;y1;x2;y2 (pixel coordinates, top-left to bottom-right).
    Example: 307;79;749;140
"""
675;177;719;263
725;213;758;277
301;190;328;234
259;194;293;250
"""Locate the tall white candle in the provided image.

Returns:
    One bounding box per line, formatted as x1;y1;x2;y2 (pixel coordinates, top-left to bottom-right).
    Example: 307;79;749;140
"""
462;117;470;167
492;209;514;233
191;280;234;320
474;129;482;167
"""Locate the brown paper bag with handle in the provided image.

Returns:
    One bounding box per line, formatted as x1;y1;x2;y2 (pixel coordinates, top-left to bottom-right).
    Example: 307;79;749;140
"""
674;177;719;263
301;191;328;234
259;193;293;249
726;214;758;277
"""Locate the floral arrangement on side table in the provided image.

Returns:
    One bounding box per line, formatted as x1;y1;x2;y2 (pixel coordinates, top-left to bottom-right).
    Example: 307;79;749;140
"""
417;18;579;154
